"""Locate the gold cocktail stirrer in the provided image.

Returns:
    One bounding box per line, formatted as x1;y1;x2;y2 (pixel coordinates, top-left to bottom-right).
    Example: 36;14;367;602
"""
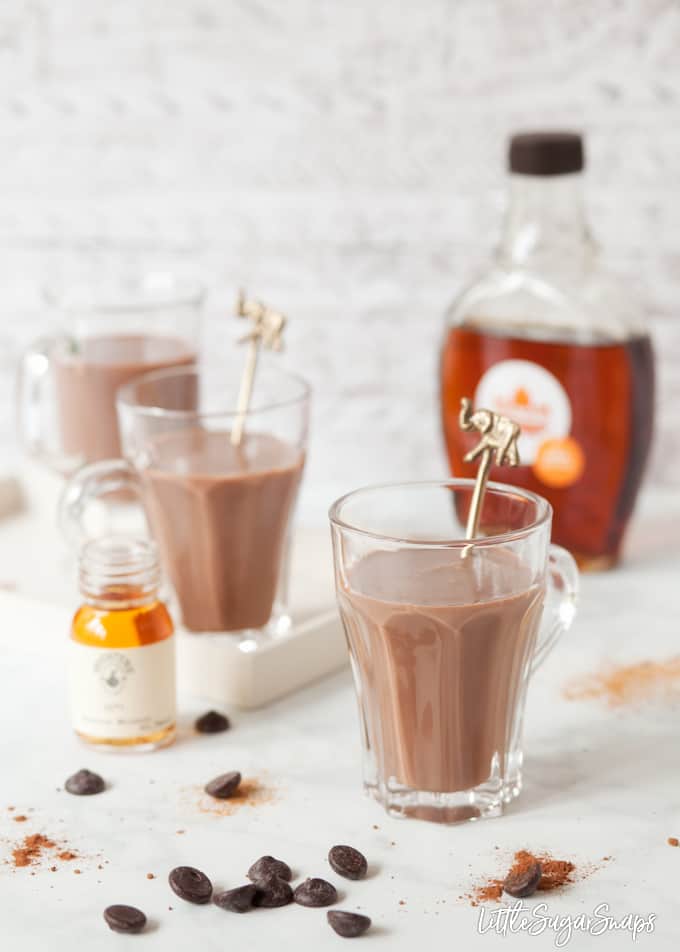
458;397;521;541
230;290;287;447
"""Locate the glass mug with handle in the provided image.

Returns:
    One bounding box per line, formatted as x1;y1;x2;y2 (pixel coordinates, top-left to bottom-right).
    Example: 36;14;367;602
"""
60;358;310;642
17;274;203;475
329;479;578;824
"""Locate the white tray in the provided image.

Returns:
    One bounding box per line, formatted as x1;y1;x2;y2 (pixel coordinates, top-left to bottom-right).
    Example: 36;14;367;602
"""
177;525;347;708
0;464;348;709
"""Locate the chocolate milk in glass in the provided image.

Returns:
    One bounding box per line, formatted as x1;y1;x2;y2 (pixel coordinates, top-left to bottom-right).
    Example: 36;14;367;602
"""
54;334;196;463
141;428;304;632
337;547;545;793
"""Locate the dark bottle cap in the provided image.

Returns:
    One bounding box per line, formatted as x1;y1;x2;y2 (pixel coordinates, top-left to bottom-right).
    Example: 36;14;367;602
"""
509;131;584;176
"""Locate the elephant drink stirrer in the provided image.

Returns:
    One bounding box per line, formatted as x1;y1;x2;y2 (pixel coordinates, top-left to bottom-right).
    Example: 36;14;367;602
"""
458;397;522;540
230;291;287;447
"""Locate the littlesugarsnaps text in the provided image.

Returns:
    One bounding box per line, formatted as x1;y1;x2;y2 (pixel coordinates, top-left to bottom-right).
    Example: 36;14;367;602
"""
477;901;656;947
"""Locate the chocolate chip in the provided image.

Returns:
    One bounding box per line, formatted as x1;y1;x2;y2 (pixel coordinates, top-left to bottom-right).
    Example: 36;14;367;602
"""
253;877;294;908
213;884;258;913
204;771;241;799
103;905;146;934
65;769;105;796
327;910;372;938
328;845;368;881
168;866;213;904
294;877;338;908
247;855;292;883
503;861;543;899
195;710;230;734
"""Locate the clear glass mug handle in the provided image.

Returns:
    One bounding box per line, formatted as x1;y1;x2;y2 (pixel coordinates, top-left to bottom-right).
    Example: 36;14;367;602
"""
16;334;73;473
59;459;146;549
531;543;579;672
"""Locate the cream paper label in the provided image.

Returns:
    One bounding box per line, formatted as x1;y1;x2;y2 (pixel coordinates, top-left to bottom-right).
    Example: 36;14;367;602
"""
474;358;586;488
69;637;176;739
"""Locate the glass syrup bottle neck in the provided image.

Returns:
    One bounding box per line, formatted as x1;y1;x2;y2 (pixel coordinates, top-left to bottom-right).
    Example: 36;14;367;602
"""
498;173;596;274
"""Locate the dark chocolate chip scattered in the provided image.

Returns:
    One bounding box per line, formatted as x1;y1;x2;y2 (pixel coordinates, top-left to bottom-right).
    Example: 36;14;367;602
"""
294;877;338;908
195;710;230;734
65;769;105;796
328;845;368;881
168;866;213;904
503;861;543;899
213;884;258;913
204;771;241;799
253;877;294;908
103;905;147;934
327;910;372;938
247;855;292;883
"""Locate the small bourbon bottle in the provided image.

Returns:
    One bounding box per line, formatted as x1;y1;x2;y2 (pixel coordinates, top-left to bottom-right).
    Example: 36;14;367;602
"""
69;536;176;751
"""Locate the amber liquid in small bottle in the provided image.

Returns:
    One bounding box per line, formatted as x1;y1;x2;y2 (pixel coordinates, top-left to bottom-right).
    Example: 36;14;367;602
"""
440;325;655;569
69;537;176;751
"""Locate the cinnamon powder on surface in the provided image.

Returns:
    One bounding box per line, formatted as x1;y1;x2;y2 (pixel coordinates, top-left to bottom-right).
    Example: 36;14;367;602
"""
12;834;56;868
466;850;579;906
6;831;79;871
564;656;680;707
187;777;277;817
472;881;504;905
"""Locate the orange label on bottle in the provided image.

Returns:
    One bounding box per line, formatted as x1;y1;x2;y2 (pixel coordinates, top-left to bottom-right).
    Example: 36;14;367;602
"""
533;437;585;488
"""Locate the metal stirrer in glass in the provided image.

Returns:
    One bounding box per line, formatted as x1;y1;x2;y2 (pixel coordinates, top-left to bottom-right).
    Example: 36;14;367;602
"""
230;290;287;447
459;397;521;540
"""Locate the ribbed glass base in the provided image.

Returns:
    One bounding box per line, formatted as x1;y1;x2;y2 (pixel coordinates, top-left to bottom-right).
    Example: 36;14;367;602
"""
365;773;522;825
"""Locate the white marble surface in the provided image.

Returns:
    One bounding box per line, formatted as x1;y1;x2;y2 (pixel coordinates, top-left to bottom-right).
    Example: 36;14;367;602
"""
1;477;680;949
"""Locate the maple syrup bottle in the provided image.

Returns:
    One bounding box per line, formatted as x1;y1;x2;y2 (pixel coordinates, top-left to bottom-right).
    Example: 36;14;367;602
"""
69;536;176;750
441;132;655;570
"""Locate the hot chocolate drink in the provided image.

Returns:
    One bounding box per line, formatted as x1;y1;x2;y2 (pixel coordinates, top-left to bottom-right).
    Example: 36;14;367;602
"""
140;429;304;632
54;334;196;463
337;548;545;794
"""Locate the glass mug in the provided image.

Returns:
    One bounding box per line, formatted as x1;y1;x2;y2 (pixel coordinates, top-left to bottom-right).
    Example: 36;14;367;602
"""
17;273;203;475
60;359;310;642
329;480;578;824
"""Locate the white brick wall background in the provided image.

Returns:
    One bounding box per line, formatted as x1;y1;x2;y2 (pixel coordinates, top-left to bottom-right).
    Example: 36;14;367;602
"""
0;0;678;522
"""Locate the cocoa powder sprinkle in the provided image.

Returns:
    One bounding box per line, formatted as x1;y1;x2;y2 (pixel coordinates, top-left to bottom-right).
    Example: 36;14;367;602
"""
191;777;276;817
564;656;680;707
9;832;80;871
466;850;578;906
12;834;56;868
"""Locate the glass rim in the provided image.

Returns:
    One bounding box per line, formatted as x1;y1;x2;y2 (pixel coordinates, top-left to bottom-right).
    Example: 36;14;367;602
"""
328;478;552;548
116;362;311;420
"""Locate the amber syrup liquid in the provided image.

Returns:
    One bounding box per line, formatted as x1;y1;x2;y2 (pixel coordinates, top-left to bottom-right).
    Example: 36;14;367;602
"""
440;325;655;569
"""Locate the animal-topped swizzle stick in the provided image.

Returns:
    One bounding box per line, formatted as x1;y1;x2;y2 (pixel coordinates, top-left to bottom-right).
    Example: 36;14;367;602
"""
230;291;287;447
459;397;521;540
